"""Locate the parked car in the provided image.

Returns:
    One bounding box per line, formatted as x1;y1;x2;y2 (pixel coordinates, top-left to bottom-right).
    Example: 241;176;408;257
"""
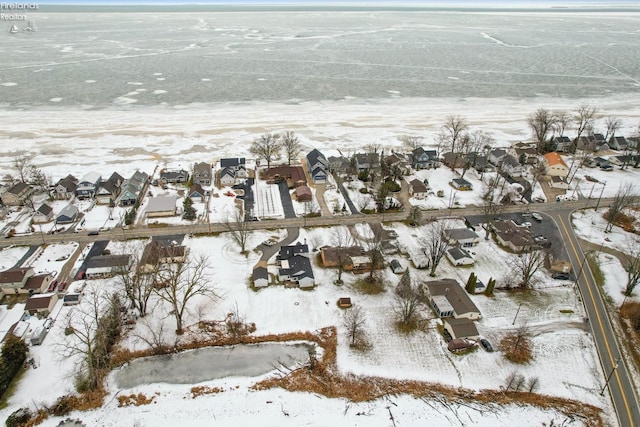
57;281;67;292
47;280;58;292
531;213;543;222
480;338;494;352
533;235;551;248
87;230;99;236
552;273;571;280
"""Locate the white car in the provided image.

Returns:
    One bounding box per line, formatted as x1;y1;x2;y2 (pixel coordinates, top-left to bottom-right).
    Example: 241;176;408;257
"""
532;213;543;222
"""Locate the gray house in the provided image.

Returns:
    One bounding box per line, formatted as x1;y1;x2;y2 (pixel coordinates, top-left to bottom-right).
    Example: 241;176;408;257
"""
411;147;439;169
306;149;329;184
56;204;79;224
193;162;212;186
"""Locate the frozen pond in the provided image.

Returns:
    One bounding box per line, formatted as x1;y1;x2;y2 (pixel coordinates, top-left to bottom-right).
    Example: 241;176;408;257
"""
114;342;313;389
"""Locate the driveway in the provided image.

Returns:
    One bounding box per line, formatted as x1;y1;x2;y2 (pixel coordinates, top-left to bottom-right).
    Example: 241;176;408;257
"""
259;227;300;262
277;181;297;219
75;240;109;280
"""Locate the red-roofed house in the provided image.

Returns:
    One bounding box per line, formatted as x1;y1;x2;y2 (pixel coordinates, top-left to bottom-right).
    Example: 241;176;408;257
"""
23;274;52;294
544;152;569;178
24;293;59;316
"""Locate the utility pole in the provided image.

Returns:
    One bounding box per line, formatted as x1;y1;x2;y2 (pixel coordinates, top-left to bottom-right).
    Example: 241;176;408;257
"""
512;303;523;325
600;357;621;396
595;181;607;212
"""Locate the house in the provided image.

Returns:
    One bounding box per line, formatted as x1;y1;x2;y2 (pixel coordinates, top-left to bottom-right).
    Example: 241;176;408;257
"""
443;318;480;341
23;274;52;294
1;182;33;206
116;171;149;207
85;255;131;279
500;154;526;178
385;152;411;176
253;261;269;288
75;171;101;199
328;156;351;175
277;243;315;288
411;147;439;169
543;152;569;177
219;158;248;187
451;178;472;191
33;204;54;223
306;149;329;184
549;175;569;189
471;155;495;173
553;136;572;153
295;185;313;202
488;148;508;166
139;239;187;273
263;166;307;187
160;169;189;184
24;293;59;316
492;220;535;252
609;136;628;151
56;204;79;224
353;153;380;172
446;247;474;266
193;162;212;186
408;179;428;199
443;228;479;247
576;135;609;152
389;259;405;274
189;183;206;202
95;172;124;205
146;196;177;218
53;175;78;200
512;146;539;166
425;279;481;320
0;267;35;295
320;246;382;273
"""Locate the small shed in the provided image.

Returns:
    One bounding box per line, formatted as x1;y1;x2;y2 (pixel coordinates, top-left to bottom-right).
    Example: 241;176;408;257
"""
33;204;54;223
295;185;313;202
338;297;352;308
253;261;269;288
389;259;405;274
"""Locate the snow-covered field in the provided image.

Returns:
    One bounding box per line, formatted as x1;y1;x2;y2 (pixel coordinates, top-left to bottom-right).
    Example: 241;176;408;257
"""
0;222;613;426
572;208;640;253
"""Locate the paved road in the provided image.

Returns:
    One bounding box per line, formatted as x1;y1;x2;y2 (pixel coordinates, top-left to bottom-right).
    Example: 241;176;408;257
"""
548;207;640;427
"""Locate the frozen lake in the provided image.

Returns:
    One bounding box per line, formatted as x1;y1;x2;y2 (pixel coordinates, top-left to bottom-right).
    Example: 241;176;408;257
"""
1;9;639;109
114;342;313;388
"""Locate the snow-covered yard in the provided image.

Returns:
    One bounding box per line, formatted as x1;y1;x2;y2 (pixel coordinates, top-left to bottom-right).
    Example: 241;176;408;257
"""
0;222;613;426
572;208;640;253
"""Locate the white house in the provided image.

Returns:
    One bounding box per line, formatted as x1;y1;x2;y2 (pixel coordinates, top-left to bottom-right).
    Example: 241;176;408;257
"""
33;204;54;223
425;279;481;320
544;152;569;178
443;228;479;247
408;179;428;199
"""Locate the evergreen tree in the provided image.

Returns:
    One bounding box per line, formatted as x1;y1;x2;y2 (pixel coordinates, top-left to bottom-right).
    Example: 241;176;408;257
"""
182;197;196;220
466;272;477;294
485;277;496;296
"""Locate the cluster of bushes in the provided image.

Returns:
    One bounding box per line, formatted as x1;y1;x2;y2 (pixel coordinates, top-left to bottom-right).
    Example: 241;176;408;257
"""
123;201;140;226
0;336;28;399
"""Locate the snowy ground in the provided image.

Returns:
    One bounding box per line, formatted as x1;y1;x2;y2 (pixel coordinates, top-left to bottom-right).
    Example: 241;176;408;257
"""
572;208;640;253
0;222;613;426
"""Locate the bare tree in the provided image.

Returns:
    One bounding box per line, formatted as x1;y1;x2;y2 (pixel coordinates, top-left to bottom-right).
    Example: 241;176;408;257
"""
461;130;494;179
343;305;366;347
422;220;451;276
603;116;622;142
330;226;355;285
155;252;218;334
402;135;424;151
280;131;302;165
116;242;157;317
222;207;253;254
482;175;507;239
394;271;421;326
622;239;640;297
439;115;469;171
527;108;556;153
605;182;637;233
250;132;282;169
552;110;570;138
510;249;545;289
61;289;124;391
364;226;386;284
12;152;31;183
573;104;598;145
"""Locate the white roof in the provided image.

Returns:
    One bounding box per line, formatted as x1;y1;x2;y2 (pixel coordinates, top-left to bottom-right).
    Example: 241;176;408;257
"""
147;196;177;213
80;171;101;184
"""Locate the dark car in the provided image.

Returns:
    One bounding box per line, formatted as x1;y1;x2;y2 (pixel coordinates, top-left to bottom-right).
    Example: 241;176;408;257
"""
480;338;494;352
87;230;99;236
552;273;571;280
57;281;67;292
